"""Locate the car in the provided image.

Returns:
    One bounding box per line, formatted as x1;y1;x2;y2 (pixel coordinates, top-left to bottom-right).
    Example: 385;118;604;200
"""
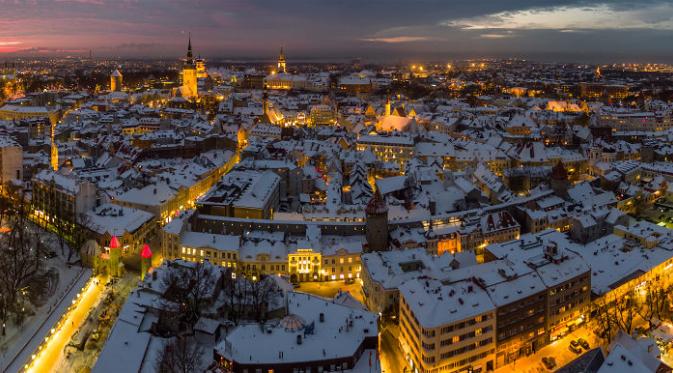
577;338;590;349
542;356;556;370
569;343;582;354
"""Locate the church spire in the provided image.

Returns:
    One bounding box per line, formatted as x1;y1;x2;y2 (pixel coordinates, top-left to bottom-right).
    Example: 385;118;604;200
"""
187;33;193;59
50;123;58;171
277;46;287;74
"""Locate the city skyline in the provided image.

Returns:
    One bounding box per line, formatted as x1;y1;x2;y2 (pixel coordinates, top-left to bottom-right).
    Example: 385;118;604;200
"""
1;0;673;63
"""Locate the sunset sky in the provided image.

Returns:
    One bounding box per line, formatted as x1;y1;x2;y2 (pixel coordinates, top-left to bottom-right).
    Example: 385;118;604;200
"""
1;0;673;62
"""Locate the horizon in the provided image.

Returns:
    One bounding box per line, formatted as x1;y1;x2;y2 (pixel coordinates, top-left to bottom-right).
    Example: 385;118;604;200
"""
2;0;673;64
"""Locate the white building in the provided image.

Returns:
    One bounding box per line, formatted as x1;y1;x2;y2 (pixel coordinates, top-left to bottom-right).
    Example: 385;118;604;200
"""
0;136;22;187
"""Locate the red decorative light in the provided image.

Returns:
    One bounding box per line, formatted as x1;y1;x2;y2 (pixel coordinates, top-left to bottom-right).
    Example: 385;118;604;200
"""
141;243;152;259
109;236;120;249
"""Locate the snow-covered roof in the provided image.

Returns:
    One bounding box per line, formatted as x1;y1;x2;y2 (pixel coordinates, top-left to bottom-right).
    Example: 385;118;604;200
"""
216;291;377;364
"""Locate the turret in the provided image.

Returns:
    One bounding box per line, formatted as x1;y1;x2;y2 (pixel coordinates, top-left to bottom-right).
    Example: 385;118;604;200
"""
550;160;570;198
110;68;123;92
109;235;122;277
140;243;152;280
365;190;389;252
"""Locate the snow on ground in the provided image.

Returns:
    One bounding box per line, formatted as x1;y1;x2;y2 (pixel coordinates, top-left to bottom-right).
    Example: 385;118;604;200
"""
0;229;86;373
3;268;91;372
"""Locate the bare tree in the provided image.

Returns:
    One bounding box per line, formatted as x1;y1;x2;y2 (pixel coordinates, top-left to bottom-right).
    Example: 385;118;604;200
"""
0;189;45;325
593;295;618;343
248;276;276;322
161;261;219;327
154;336;203;373
614;291;637;335
635;281;673;330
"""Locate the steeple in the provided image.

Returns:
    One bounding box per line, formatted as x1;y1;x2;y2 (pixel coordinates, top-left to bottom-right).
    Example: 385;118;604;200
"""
187;33;193;59
277;46;287;74
50;122;58;171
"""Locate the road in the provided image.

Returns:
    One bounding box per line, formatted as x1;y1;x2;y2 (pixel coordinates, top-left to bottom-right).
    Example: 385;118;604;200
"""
23;278;104;373
379;326;408;373
494;325;603;373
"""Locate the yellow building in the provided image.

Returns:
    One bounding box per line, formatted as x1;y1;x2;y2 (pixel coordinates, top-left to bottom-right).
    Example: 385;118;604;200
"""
322;248;361;281
356;134;414;173
309;104;336;126
179;35;198;100
110;68;123;92
196;57;207;79
0;104;60;125
277;46;287;74
289;248;321;282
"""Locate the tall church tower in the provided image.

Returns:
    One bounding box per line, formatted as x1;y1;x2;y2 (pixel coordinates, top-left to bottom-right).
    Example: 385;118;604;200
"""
277;47;287;74
50;122;58;171
110;68;123;92
181;34;198;99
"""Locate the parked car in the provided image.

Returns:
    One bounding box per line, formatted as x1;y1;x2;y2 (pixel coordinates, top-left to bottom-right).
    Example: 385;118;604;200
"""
577;338;590;349
542;356;556;370
569;343;582;354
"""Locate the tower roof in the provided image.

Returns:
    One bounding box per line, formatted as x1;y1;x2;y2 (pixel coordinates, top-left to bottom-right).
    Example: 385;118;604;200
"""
187;33;193;59
109;235;120;249
111;69;122;77
141;243;152;259
551;160;568;180
366;190;388;215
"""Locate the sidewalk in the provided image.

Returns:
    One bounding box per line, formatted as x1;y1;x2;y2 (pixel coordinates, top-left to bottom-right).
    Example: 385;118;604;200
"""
3;269;92;373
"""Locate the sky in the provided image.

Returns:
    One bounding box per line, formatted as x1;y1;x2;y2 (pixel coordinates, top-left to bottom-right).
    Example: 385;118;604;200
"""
1;0;673;63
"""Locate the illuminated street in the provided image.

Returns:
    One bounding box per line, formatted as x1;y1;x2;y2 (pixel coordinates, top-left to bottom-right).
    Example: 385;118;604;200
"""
494;326;604;373
22;278;104;373
379;326;408;373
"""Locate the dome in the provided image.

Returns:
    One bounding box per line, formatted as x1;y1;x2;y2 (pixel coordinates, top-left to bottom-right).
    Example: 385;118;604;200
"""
279;314;306;332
